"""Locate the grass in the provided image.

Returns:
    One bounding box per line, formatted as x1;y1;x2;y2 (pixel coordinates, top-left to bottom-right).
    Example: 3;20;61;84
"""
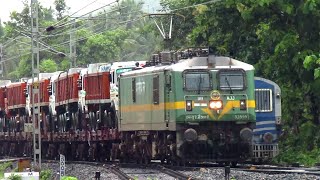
0;162;13;179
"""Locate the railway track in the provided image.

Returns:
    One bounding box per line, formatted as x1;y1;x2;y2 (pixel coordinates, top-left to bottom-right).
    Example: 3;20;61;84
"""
156;164;198;180
2;157;320;179
109;165;135;180
42;160;197;179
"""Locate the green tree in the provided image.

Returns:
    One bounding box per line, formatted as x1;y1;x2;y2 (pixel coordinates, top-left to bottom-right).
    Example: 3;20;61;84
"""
80;29;127;63
40;59;58;72
59;59;71;71
54;0;69;20
0;19;4;38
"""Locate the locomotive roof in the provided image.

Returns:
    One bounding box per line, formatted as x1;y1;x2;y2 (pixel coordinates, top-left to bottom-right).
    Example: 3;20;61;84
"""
254;77;281;92
121;56;254;77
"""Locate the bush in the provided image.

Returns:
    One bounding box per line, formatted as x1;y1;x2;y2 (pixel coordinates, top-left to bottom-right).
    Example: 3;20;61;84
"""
61;176;78;180
40;169;52;180
8;174;22;180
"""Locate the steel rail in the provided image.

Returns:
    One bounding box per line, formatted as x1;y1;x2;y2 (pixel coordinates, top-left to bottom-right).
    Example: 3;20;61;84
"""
157;164;198;180
109;165;135;180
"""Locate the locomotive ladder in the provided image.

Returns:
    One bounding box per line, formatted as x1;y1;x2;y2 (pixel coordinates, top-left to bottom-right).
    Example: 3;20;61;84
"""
31;0;42;170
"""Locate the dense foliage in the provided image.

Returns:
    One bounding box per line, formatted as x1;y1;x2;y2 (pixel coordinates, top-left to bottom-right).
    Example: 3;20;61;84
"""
161;0;320;165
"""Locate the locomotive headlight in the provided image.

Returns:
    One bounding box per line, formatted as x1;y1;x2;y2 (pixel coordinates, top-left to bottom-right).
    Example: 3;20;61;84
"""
186;100;193;111
209;100;223;110
240;99;246;110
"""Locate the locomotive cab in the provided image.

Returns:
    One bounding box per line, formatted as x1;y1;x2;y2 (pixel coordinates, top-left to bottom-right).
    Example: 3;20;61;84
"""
177;58;256;162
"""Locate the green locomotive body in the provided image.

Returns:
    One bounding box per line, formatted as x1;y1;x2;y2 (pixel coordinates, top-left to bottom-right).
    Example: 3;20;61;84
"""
118;50;255;164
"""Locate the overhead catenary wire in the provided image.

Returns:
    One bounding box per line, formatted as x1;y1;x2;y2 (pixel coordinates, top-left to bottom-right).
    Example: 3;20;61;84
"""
1;0;186;48
1;0;215;62
40;6;134;39
3;9;145;59
2;16;145;63
1;0;119;47
2;36;29;48
168;0;221;12
46;0;101;29
45;4;124;35
46;0;118;32
3;6;144;56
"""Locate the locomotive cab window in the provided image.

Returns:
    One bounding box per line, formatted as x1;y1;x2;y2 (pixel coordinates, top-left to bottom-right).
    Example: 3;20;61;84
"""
255;89;272;112
218;70;245;90
183;71;211;91
132;78;136;103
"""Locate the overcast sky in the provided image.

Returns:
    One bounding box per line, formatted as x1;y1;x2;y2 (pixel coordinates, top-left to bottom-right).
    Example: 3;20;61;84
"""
0;0;161;24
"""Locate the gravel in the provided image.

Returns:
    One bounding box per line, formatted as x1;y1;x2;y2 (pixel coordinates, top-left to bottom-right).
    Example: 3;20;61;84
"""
7;161;320;180
181;168;320;180
41;163;119;180
120;167;176;180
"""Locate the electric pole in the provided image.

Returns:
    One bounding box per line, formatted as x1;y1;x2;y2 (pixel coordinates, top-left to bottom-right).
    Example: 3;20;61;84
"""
31;0;41;170
0;44;3;77
70;19;76;67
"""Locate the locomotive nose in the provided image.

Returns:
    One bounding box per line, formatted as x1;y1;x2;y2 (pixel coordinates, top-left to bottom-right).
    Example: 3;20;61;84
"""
184;128;198;142
240;128;253;142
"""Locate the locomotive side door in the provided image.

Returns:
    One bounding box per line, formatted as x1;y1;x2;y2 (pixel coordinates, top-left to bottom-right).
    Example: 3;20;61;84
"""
164;70;174;130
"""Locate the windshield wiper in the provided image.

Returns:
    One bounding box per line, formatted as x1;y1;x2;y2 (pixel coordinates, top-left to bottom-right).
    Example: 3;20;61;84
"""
198;74;202;94
225;77;233;94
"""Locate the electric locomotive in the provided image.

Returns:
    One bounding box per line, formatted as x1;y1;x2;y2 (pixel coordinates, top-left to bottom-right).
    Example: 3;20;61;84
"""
117;48;256;165
252;77;281;162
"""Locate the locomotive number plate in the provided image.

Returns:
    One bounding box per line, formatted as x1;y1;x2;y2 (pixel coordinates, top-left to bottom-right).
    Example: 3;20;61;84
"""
234;114;248;120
